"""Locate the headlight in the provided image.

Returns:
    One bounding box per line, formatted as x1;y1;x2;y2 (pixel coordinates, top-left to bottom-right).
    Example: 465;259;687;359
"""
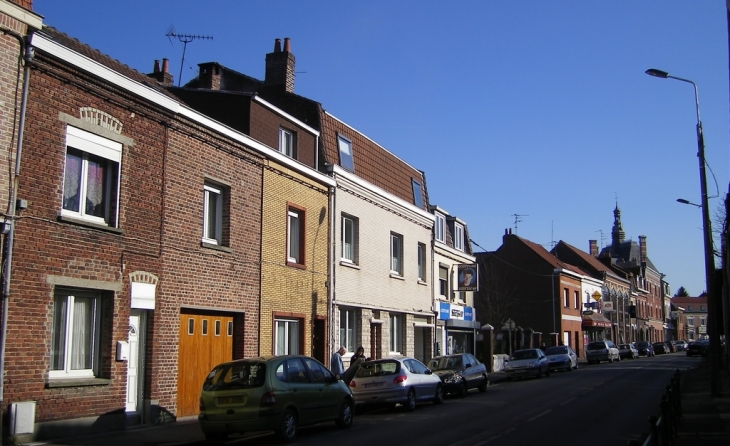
527;362;538;368
444;374;461;384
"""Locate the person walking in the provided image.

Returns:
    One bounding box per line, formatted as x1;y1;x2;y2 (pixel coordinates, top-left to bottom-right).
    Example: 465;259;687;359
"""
330;345;346;377
350;346;367;367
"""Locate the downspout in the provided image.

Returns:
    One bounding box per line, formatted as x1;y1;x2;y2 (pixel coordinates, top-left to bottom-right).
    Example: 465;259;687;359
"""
0;31;33;437
326;165;336;368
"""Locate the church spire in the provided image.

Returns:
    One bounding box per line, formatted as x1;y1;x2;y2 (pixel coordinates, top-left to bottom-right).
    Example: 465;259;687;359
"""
611;202;625;254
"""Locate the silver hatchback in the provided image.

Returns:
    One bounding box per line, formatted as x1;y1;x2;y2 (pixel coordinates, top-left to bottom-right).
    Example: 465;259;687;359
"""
348;356;443;411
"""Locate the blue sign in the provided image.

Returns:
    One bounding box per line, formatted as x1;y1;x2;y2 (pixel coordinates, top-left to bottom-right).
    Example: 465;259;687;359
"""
439;302;474;321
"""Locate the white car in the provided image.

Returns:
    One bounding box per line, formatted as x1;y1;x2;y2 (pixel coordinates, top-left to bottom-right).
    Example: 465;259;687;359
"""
504;348;550;379
544;345;579;372
586;340;620;364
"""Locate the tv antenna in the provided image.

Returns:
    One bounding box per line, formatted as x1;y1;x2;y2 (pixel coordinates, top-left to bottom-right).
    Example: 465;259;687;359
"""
166;28;213;87
512;214;528;231
595;229;607;247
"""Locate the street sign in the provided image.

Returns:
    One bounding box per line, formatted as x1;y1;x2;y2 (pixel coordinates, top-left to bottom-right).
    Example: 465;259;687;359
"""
591;291;602;301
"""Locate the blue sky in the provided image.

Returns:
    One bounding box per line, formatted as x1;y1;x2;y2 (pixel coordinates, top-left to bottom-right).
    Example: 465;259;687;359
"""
33;1;728;296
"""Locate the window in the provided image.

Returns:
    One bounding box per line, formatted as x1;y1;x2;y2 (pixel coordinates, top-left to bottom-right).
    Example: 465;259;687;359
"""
453;223;464;251
203;183;223;244
700;305;706;311
50;289;103;379
390;232;403;275
439;266;449;299
278;128;294;157
687;317;694;327
563;288;569;308
341;214;358;263
417;243;426;281
434;213;446;242
574;291;580;309
62;126;121;227
389;314;401;353
287;205;305;266
337;135;354;171
700;317;706;326
339;308;357;353
412;179;423;208
275;319;300;355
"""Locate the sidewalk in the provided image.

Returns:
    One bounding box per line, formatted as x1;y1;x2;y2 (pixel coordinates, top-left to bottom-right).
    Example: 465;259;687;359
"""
673;359;730;445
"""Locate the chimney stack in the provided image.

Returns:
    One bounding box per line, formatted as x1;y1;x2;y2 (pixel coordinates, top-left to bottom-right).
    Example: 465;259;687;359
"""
147;58;174;86
265;37;296;93
198;62;222;90
589;240;598;257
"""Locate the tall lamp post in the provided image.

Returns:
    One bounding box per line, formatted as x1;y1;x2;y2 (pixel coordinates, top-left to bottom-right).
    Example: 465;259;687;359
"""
646;68;720;395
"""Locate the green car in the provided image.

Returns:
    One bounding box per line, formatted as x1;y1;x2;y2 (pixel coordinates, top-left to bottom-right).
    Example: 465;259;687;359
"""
198;355;354;443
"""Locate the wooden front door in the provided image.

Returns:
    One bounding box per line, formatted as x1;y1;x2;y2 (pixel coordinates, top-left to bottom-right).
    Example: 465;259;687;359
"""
177;312;234;416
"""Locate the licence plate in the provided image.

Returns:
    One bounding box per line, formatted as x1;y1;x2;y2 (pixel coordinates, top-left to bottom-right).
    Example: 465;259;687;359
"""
217;395;245;405
363;382;384;389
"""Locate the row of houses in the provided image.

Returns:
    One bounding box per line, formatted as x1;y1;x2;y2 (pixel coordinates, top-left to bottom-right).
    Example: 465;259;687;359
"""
0;1;674;442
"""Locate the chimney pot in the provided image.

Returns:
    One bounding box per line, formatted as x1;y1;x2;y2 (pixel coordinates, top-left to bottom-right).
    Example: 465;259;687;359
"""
284;37;291;52
162;58;169;74
274;38;282;53
153;60;160;74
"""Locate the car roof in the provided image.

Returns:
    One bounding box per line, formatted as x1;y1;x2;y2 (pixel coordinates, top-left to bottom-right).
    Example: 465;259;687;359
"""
431;354;463;359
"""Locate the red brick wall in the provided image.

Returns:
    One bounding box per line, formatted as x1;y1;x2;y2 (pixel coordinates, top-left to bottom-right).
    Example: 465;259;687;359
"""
249;101;317;168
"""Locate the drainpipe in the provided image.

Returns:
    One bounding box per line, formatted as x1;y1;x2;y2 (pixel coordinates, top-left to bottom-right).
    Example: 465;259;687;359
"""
0;31;33;444
326;170;336;367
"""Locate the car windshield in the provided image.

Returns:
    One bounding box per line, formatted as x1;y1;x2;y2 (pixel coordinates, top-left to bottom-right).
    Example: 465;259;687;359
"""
511;350;538;360
203;361;266;391
545;346;567;355
428;356;462;370
355;360;399;377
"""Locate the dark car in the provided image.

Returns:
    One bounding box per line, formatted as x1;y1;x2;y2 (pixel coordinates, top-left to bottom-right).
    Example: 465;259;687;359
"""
686;340;709;357
636;341;655;357
652;342;668;354
427;353;488;397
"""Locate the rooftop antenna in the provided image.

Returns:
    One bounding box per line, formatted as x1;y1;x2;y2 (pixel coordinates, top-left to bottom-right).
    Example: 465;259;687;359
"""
512;213;528;231
166;27;213;87
595;229;607;247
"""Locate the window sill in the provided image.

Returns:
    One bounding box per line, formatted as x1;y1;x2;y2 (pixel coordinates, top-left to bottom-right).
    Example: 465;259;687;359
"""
46;377;112;388
58;215;124;235
417;279;428;286
340;260;361;270
389;273;405;280
286;261;306;270
201;241;232;253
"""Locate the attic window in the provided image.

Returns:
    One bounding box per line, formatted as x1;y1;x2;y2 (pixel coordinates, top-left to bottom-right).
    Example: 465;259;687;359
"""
337;135;354;171
412;179;422;208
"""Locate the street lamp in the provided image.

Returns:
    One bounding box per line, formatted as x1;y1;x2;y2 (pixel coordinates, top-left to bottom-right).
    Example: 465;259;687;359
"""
677;198;702;208
646;68;720;396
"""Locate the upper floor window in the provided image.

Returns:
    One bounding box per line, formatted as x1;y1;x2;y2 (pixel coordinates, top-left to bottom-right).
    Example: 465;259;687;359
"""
278;128;295;157
453;223;464;251
435;213;446;243
417;243;426;281
563;288;569;308
439;265;449;299
203;182;223;245
341;214;359;263
337;135;354;171
687;316;694;327
62;126;121;227
287;205;306;266
700;305;706;311
411;179;423;208
390;232;403;275
574;291;580;309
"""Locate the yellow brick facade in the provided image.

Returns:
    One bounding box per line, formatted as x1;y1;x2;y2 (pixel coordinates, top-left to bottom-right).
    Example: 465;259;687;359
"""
259;160;330;358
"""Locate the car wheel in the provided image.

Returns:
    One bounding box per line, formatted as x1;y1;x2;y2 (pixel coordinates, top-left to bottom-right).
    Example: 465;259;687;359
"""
405;388;417;411
433;385;444;405
204;432;228;445
276;409;297;442
457;381;467;398
335;400;354;428
478;376;488;393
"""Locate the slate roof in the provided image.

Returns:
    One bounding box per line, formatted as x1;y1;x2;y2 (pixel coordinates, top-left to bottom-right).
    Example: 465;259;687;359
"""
599;239;659;272
552;240;630;282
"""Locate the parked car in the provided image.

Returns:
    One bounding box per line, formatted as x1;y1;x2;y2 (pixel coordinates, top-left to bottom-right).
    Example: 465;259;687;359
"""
504;348;550;379
544;345;578;372
198;355;354;443
427;353;488;397
635;341;655;357
686;340;709;357
586;340;620;364
349;356;443;411
673;340;688;352
618;343;639;360
653;342;668;354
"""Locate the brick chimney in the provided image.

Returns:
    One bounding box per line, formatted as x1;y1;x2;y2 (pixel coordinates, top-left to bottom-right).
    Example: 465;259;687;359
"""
148;58;174;86
639;235;647;264
265;37;295;93
197;62;222;90
589;240;598;257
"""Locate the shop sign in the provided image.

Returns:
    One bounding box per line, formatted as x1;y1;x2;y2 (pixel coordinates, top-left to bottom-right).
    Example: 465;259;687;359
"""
439;302;474;321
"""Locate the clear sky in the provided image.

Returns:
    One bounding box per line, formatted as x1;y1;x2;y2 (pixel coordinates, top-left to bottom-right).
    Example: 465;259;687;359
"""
33;0;728;296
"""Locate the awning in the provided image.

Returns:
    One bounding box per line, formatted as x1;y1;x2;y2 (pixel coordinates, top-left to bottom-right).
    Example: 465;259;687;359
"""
582;312;612;329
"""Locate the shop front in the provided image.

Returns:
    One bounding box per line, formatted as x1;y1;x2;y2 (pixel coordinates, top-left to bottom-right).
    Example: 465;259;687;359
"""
436;302;480;356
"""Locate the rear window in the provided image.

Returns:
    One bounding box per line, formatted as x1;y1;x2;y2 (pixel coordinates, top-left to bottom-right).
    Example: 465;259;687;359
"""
355;360;400;378
587;342;605;350
203;362;266;391
545;346;567;355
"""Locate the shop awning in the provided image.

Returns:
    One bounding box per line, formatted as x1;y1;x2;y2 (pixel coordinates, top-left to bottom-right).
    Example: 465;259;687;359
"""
581;312;612;329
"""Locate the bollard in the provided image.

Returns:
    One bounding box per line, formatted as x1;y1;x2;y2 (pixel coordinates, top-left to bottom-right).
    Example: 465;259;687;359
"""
648;415;660;446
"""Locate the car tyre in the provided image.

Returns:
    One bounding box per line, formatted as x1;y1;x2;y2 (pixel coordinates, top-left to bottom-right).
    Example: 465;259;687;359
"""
433;385;444;405
457;381;467;398
335;400;354;428
405;388;417;411
478;376;488;392
276;409;297;443
204;432;228;445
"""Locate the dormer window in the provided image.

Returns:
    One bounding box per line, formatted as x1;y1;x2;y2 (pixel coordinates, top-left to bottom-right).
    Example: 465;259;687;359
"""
454;223;464;251
337;135;354;171
278;128;294;157
435;213;445;243
411;179;422;208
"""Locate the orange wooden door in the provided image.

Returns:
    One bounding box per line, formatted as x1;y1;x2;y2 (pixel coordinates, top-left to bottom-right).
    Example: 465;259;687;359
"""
177;313;234;416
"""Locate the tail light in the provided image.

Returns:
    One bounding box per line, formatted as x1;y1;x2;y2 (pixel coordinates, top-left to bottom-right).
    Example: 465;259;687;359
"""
199;397;205;412
349;380;356;387
260;391;276;407
393;374;407;384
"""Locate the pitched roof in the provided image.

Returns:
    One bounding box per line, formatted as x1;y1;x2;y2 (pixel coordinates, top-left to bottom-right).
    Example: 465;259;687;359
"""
552;240;629;282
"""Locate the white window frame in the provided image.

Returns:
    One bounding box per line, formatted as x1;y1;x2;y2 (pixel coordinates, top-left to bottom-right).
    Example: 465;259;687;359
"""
275;319;300;355
279;128;294;157
203;183;223;245
574;291;580;309
435;213;446;242
341;214;358;263
337;135;354;171
50;289;102;379
439;266;449;299
454;223;464;251
563;288;569;308
339;308;357;353
62;126;122;226
412;179;422;207
417;243;426;281
687;316;694;327
390;232;403;275
287;207;304;265
389;314;401;354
